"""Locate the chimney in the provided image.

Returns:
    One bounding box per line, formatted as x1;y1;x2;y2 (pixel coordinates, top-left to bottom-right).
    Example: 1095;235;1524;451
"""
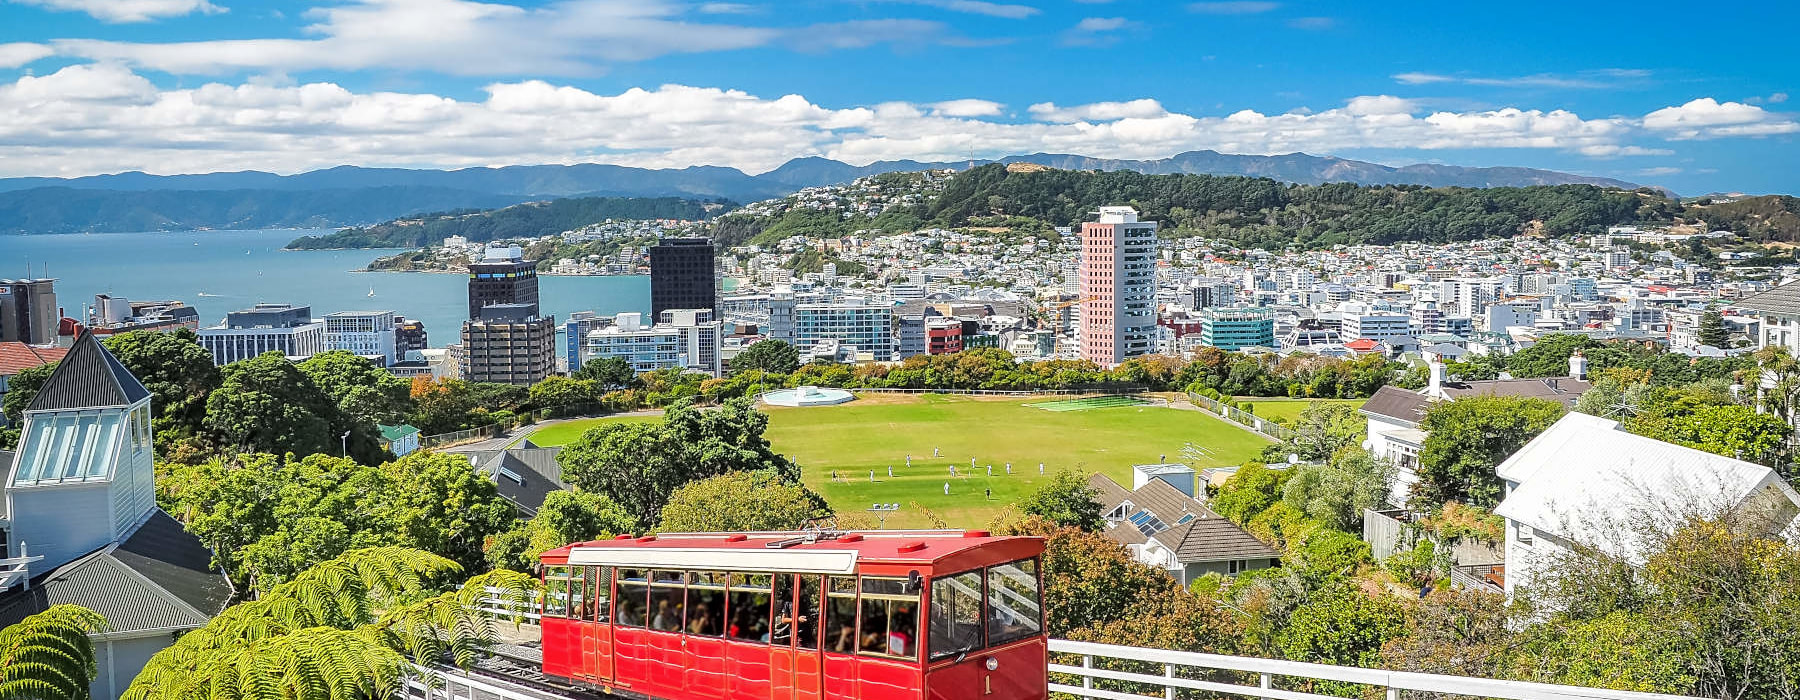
1569;349;1588;381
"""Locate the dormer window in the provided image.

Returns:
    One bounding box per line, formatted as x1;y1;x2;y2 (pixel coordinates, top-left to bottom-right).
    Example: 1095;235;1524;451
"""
10;410;122;486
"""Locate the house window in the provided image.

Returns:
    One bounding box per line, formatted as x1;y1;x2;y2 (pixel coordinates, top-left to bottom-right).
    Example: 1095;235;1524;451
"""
1228;560;1245;575
1516;522;1534;545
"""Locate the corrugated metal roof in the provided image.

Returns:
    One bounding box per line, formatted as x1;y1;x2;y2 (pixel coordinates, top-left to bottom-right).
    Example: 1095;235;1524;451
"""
1732;281;1800;316
0;510;228;632
479;447;567;515
1494;412;1800;564
26;331;150;412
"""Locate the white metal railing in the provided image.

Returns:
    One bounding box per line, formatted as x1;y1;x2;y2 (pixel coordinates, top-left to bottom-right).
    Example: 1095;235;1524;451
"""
1047;639;1705;700
474;585;542;622
455;593;1708;700
0;543;43;592
406;664;547;700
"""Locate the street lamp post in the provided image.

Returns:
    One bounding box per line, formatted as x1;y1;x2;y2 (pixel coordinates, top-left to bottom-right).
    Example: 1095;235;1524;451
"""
866;503;900;529
341;431;351;457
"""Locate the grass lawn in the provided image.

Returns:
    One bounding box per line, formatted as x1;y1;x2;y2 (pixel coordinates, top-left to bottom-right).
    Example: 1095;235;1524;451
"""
1233;398;1366;425
525;414;661;447
530;395;1271;529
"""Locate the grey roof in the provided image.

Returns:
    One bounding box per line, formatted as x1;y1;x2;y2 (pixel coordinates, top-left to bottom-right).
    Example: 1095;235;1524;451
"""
1361;385;1431;425
1733;281;1800;315
1089;473;1275;562
1441;377;1592;408
26;331;151;412
0;510;230;633
475;447;568;515
1157;512;1282;564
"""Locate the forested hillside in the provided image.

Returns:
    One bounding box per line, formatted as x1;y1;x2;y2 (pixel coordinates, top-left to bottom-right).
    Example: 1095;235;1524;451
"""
925;165;1667;248
287;196;731;249
0;186;527;235
708;164;1800;250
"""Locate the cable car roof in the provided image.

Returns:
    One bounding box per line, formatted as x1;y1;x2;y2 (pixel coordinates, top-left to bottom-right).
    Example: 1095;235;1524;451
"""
541;530;1041;573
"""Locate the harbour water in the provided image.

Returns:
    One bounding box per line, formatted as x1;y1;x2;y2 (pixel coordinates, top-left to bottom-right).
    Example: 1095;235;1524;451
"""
0;229;650;348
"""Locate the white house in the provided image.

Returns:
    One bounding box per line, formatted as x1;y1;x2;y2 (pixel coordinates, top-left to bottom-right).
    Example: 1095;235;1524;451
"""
1492;412;1800;599
0;331;231;699
1363;354;1592;506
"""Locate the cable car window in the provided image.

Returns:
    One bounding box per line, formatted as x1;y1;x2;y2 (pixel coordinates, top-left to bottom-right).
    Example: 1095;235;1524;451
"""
929;571;984;660
728;573;774;643
858;577;920;660
648;570;686;632
568;567;590;621
795;575;822;650
544;566;574;619
825;576;859;654
591;566;613;623
985;559;1042;646
616;568;648;628
687;571;727;637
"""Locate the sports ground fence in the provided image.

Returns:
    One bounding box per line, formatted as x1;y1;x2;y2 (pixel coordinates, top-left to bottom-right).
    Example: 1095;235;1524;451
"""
1186;392;1298;442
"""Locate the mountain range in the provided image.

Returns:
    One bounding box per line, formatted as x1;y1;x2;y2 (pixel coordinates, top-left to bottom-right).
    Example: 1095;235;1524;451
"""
0;151;1648;235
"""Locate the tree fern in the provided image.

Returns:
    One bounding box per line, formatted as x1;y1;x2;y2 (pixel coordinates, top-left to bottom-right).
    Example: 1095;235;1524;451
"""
123;548;537;700
0;605;108;700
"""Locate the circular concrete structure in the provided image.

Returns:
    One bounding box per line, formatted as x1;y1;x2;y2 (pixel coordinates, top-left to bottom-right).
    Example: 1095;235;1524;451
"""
761;386;855;407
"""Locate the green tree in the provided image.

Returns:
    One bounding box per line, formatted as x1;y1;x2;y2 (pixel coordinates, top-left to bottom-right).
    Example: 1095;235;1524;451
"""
1628;399;1789;467
1211;462;1292;525
202;352;381;462
375;451;519;575
1260;401;1366;463
1697;311;1729;348
529;376;599;409
731;339;800;375
104;328;220;435
123;548;536;700
572;356;639;389
485;491;636;572
1015;471;1104;532
556;398;798;530
656;471;827;533
1281;449;1394;532
1277;583;1407;668
1;361;55;426
0;605;108;700
297;350;413;427
1415;396;1564;507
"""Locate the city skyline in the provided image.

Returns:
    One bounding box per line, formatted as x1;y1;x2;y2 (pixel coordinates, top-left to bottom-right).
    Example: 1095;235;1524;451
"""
0;0;1793;194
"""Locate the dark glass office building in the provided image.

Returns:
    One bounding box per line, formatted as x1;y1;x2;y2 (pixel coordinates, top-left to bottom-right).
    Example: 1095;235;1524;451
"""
467;248;540;320
649;238;716;318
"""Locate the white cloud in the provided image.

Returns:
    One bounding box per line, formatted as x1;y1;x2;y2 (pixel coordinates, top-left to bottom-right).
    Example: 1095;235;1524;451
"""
1186;2;1279;14
1642;97;1799;139
1074;16;1130;31
9;0;225;22
1285;16;1333;30
1060;16;1139;46
1391;70;1646;89
928;99;1004;117
1027;99;1166;123
0;66;1778;179
1771;93;1790;104
1637;167;1681;176
47;0;952;76
887;0;1038;19
696;2;755;13
0;43;54;69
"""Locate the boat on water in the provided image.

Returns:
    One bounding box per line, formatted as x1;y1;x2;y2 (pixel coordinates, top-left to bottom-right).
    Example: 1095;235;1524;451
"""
367;286;376;297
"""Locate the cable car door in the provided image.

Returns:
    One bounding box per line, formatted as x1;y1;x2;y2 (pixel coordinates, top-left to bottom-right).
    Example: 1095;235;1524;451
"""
772;574;825;700
582;566;615;684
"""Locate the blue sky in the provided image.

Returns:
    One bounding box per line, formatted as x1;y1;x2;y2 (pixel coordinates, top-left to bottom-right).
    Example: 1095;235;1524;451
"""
0;0;1795;195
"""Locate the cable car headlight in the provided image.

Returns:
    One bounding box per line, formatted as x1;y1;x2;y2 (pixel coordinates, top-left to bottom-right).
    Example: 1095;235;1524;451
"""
985;657;999;671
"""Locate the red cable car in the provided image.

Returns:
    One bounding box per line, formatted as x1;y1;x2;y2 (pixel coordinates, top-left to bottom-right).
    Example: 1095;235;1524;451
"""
536;530;1047;700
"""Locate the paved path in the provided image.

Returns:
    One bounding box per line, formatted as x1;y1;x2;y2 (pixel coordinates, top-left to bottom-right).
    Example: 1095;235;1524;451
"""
438;410;668;454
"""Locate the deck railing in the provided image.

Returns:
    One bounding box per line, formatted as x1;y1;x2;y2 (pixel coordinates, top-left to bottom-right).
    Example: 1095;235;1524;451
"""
442;593;1707;700
1047;639;1702;700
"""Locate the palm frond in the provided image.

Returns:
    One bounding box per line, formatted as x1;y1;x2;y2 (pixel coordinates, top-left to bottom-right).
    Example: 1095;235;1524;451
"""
0;604;108;700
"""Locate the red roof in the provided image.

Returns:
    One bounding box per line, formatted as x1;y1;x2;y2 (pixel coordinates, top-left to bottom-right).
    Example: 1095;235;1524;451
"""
1343;338;1379;351
0;342;68;376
